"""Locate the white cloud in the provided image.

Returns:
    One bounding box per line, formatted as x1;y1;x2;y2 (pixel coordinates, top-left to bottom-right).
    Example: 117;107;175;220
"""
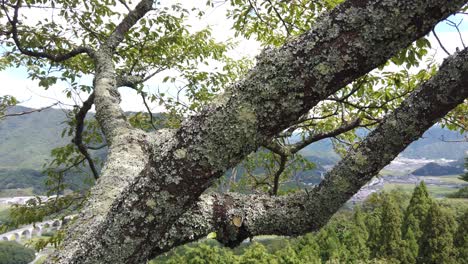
0;69;74;108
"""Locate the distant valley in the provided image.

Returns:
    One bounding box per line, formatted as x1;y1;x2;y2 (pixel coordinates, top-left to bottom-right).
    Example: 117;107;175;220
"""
0;106;466;196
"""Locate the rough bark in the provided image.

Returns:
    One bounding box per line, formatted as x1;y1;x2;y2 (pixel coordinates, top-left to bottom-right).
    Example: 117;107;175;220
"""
46;0;468;263
94;0;154;144
151;47;468;254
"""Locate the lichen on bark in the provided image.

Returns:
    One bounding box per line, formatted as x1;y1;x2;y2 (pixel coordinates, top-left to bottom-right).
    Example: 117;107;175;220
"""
46;0;468;263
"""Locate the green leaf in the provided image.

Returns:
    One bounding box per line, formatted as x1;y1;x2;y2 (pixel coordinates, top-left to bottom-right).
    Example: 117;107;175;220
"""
207;232;217;239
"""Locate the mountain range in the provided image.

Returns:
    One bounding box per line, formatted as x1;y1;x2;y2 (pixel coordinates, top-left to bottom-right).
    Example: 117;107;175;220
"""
0;106;466;194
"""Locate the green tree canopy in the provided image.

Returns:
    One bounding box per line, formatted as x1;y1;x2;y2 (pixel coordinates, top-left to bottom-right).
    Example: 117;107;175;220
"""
377;194;404;261
460;156;468;182
403;182;431;240
0;241;36;264
454;209;468;263
418;203;457;264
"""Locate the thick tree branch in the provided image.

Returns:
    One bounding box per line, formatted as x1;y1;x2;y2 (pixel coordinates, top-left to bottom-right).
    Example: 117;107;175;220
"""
116;75;144;88
104;0;154;50
215;47;468;244
47;1;468;263
92;54;133;144
150;47;468;252
116;74;159;131
92;0;155;144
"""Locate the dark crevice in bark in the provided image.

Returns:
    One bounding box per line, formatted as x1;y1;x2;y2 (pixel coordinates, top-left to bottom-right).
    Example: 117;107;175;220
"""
213;194;252;247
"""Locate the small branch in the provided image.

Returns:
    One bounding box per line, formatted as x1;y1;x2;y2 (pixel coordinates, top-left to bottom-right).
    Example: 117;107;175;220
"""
327;87;413;113
142;68;166;82
438;137;467;143
333;77;367;102
276;106;341;138
270;154;287;196
247;0;266;24
332;136;353;147
289;118;361;153
442;117;468;131
446;19;466;49
116;74;158;130
78;18;105;44
432;29;451;56
118;0;131;12
2;102;58;118
47;157;86;175
140;92;157;131
86;143;107;150
71;93;100;180
264;118;361;161
116;68;165;88
266;0;291;36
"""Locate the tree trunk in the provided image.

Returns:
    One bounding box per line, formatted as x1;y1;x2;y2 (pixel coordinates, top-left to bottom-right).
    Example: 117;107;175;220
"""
46;0;468;263
133;47;468;256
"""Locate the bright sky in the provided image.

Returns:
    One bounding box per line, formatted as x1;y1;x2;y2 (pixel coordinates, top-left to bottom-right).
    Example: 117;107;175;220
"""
0;4;467;112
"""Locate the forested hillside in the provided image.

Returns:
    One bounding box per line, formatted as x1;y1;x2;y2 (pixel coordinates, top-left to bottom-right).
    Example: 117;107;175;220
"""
149;183;468;264
0;106;69;169
401;126;467;160
0;106;93;194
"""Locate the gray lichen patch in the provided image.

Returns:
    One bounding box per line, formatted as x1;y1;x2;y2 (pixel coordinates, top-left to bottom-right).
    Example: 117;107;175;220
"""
316;62;333;75
146;199;157;209
237;103;257;125
174;148;187;159
211;90;233;108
